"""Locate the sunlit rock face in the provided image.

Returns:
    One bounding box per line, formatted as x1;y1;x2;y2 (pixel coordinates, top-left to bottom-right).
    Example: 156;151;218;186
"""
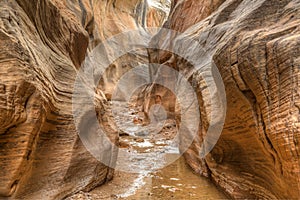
146;0;300;199
0;0;169;199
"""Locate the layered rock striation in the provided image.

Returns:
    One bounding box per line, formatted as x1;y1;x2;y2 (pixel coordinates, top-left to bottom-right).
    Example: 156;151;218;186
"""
0;0;168;199
1;0;299;199
146;0;300;199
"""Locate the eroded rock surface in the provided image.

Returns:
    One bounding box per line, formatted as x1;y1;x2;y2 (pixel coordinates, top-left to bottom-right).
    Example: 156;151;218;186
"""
0;0;169;199
1;0;299;199
146;0;300;199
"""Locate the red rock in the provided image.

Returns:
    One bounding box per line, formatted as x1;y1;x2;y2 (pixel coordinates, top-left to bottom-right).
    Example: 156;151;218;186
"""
0;0;169;199
145;0;300;199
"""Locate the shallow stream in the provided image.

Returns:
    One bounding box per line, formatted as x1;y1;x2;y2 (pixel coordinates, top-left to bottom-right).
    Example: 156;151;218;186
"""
69;102;228;199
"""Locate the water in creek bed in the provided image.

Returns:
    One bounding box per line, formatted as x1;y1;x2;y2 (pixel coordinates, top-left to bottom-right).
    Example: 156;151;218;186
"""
113;102;227;199
82;154;228;200
117;155;228;199
68;102;228;199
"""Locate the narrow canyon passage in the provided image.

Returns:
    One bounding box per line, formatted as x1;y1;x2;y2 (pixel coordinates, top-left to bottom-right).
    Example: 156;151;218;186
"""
0;0;299;199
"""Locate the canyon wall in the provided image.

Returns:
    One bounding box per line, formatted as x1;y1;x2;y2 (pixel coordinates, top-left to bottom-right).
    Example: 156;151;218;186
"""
1;0;299;199
0;0;168;199
147;0;300;199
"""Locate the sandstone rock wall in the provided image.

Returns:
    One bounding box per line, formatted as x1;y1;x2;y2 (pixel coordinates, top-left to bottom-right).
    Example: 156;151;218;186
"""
0;0;168;199
1;0;299;199
90;0;170;99
147;0;300;199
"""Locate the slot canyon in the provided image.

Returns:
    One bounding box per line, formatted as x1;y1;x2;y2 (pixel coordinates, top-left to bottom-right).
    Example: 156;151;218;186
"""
0;0;299;199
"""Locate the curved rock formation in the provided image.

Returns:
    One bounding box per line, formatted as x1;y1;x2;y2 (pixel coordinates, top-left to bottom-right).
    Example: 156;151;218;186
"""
90;0;170;99
146;0;300;199
0;0;169;199
1;0;299;199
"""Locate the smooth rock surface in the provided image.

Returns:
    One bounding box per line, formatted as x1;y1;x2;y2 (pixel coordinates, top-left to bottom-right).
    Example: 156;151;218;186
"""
0;0;169;199
145;0;300;199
